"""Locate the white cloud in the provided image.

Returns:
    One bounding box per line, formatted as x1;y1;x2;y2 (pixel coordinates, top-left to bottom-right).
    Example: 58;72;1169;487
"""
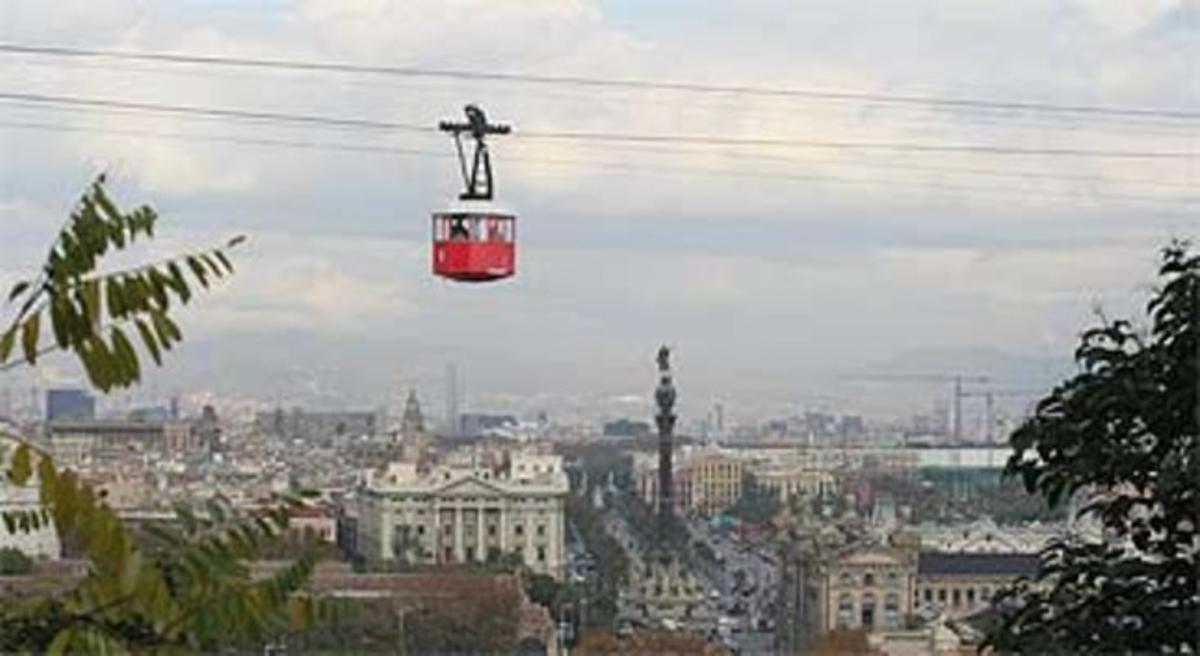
1070;0;1183;35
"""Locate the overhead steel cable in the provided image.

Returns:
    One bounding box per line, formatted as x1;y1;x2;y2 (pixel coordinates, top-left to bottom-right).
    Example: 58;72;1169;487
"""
1;42;1198;123
2;118;1195;209
516;129;1198;159
0;91;1195;161
0;118;446;157
9;55;1198;138
505;140;1196;190
0;91;434;134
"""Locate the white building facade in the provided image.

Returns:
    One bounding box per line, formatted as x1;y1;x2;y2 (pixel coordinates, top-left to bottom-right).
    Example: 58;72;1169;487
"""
358;454;568;579
0;474;60;560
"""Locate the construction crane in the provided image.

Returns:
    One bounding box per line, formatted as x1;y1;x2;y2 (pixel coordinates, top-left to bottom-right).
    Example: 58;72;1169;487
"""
956;388;1045;444
840;373;989;443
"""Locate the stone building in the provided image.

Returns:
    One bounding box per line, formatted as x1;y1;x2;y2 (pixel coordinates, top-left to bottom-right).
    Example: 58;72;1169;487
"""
777;528;1039;651
778;531;918;651
914;552;1038;619
752;465;837;503
47;416;214;461
357;453;568;579
634;446;749;517
0;473;60;559
255;408;378;442
687;451;747;516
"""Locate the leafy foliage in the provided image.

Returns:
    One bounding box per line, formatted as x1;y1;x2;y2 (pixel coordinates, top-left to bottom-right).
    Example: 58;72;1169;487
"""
0;444;327;652
525;572;565;609
726;473;781;525
0;546;35;575
9;432;338;651
401;593;521;655
576;629;729;655
252;526;342;562
567;493;629;629
987;241;1199;653
0;175;243;391
0;178;328;653
289;582;521;654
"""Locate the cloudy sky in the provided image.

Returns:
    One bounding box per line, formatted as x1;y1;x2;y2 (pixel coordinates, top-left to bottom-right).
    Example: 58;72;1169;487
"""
0;0;1196;425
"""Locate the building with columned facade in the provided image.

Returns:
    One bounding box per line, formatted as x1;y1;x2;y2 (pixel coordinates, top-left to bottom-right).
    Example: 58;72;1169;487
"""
777;527;1039;652
357;453;568;579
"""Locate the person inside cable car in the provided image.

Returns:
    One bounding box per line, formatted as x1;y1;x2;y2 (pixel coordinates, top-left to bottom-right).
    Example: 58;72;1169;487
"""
449;216;469;240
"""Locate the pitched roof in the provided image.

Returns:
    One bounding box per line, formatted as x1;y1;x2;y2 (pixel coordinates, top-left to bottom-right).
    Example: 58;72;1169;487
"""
918;552;1039;577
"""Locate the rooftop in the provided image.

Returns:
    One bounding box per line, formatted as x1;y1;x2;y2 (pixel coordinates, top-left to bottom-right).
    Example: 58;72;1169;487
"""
918;552;1040;577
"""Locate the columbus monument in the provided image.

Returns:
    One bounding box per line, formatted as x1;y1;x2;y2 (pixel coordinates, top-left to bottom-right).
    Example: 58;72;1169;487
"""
654;344;677;545
619;345;713;626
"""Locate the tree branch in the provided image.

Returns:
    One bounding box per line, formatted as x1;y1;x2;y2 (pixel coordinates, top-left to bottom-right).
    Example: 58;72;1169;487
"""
2;237;244;330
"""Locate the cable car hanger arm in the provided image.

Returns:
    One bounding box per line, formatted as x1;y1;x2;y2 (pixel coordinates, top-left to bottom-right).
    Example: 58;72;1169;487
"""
438;104;510;201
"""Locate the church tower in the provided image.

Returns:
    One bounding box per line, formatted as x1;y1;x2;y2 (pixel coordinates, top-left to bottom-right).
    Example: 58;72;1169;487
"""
400;389;425;437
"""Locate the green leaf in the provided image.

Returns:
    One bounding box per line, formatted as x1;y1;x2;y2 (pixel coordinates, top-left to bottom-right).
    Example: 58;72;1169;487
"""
92;183;122;223
0;326;15;364
167;262;191;304
77;338;104;390
7;280;30;302
130;206;157;238
134;319;162;366
80;336;115;391
111;327;140;382
120;276;146;314
49;296;71;349
200;254;223;278
81;278;101;327
147;268;171;310
214;250;234;274
105;277;125;319
8;443;32;485
21;312;40;364
149;310;182;347
185;256;209;289
105;211;127;249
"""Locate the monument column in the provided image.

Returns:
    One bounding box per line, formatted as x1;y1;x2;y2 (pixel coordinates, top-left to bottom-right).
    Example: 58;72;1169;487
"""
655;345;678;544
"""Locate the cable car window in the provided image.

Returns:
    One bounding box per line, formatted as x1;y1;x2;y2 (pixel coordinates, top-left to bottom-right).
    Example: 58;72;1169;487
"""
470;215;485;241
487;217;502;242
448;215;469;241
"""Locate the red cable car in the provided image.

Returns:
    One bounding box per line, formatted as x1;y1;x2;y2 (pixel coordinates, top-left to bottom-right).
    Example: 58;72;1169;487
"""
432;105;516;283
432;202;515;282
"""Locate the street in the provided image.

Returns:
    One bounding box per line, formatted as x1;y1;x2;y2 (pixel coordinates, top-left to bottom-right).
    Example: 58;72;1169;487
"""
683;516;779;654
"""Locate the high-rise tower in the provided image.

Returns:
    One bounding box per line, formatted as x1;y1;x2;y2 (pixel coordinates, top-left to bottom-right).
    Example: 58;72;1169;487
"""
445;363;459;437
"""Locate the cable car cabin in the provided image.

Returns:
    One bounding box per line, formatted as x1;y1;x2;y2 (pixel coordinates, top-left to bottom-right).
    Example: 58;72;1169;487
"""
431;207;516;282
